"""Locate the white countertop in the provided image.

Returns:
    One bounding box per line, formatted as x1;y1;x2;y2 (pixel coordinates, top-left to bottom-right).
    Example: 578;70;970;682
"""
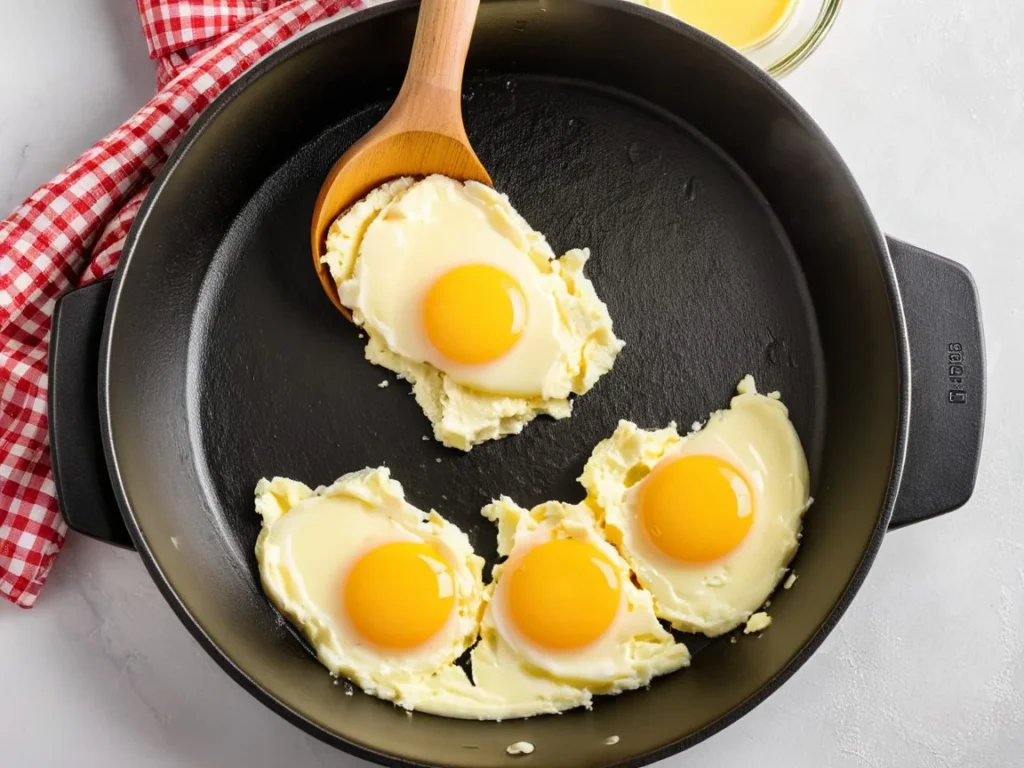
2;1;1021;766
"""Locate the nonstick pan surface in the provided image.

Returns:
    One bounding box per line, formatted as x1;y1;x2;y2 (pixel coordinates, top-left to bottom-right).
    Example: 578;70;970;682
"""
48;2;985;767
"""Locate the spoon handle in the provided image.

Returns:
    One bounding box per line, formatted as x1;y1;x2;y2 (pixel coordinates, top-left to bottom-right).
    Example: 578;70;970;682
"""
400;0;480;98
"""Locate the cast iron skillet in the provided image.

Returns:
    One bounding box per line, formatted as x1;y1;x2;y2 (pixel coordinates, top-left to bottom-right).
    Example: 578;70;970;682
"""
48;1;985;766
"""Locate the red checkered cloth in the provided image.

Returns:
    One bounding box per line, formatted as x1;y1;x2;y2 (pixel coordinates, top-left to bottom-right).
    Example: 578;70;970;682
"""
0;0;366;608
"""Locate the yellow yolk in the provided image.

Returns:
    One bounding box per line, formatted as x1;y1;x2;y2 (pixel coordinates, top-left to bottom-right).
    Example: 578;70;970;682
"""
640;455;754;563
664;0;796;51
506;539;621;650
344;542;455;650
423;264;525;365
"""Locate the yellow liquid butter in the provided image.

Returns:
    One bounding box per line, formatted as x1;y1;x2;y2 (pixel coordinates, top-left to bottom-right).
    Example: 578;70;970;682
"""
652;0;797;51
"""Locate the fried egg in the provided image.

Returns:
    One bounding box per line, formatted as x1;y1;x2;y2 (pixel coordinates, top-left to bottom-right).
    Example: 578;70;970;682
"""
254;468;486;702
465;497;690;715
580;376;810;636
322;175;624;451
256;472;689;719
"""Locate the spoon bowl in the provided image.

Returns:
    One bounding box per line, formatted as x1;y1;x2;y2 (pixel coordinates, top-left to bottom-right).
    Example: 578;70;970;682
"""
311;0;492;316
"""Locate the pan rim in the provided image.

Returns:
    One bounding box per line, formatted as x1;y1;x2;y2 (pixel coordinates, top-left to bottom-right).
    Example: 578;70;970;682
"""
97;1;911;766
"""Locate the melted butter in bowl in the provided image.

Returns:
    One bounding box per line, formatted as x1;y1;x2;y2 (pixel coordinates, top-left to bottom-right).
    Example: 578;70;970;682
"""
633;0;840;77
655;0;797;51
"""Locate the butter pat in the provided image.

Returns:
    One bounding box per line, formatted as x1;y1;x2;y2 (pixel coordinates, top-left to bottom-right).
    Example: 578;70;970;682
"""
744;611;772;634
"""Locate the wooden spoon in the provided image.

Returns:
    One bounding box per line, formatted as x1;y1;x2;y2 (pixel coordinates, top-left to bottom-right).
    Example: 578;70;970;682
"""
310;0;492;317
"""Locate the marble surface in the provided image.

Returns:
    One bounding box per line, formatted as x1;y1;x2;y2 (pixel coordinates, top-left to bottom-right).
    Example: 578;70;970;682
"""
2;1;1021;766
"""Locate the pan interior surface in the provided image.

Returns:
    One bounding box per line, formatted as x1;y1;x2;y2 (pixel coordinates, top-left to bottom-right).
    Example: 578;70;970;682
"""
103;2;902;767
195;74;824;571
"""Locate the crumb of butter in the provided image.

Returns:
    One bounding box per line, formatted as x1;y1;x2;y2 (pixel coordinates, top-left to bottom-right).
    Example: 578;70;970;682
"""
604;735;620;746
784;572;798;589
507;741;535;756
744;612;772;634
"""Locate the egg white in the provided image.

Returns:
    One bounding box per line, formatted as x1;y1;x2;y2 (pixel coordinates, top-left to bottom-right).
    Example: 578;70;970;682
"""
339;175;565;396
579;376;811;636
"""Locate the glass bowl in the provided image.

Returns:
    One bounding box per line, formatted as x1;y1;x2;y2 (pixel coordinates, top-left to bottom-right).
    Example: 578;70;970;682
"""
750;0;842;77
632;0;843;78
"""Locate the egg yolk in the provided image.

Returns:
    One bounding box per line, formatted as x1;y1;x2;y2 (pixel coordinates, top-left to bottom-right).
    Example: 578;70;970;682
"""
506;538;620;650
344;542;455;650
423;264;525;365
639;455;753;563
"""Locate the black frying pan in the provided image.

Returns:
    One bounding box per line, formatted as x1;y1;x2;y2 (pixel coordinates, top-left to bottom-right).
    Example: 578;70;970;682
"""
48;2;986;766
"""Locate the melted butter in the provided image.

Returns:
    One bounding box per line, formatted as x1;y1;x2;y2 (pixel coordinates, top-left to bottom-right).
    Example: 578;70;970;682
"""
662;0;797;51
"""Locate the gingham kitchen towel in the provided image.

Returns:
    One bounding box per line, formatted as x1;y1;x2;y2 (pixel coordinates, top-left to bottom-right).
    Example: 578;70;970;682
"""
0;0;368;608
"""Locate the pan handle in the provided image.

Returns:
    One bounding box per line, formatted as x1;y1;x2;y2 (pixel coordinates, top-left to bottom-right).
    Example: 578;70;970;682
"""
886;237;986;529
48;278;134;549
